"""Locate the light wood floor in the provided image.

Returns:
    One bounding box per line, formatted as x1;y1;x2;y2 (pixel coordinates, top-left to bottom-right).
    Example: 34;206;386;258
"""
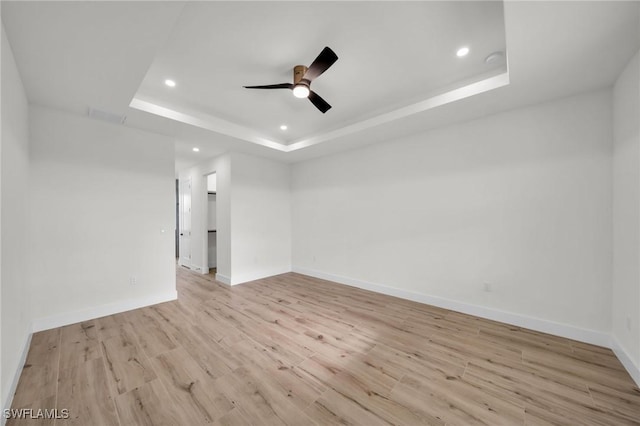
8;268;640;425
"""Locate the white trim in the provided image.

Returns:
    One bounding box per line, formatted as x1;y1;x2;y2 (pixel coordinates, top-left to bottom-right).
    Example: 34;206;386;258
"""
31;290;178;332
215;273;231;285
215;268;292;286
2;332;32;425
292;266;611;348
288;71;510;151
177;259;191;269
230;267;292;286
130;71;509;154
611;336;640;387
130;97;287;151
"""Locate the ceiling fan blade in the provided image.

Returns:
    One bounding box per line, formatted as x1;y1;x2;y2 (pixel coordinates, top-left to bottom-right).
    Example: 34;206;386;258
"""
243;83;293;90
303;47;338;81
308;90;331;113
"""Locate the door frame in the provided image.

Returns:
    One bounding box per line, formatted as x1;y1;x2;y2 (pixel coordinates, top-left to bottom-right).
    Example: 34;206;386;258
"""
202;171;217;274
178;177;192;269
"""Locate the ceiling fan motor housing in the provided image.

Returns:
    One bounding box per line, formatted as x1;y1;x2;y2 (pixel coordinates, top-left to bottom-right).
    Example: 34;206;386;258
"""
293;65;309;87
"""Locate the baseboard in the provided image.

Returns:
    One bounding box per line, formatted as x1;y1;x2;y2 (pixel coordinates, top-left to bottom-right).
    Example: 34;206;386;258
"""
2;332;32;425
215;268;292;286
215;273;231;285
292;266;611;348
611;336;640;387
31;290;178;332
230;267;292;286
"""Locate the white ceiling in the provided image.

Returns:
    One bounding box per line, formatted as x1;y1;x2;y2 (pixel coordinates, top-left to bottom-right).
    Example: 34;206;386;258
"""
2;1;639;174
1;1;184;118
135;1;507;143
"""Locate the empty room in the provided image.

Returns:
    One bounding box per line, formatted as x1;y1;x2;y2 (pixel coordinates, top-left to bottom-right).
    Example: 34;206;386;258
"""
1;1;640;425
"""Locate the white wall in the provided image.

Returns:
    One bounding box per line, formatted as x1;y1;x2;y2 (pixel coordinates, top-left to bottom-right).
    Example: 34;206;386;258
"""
180;152;291;284
1;24;31;412
230;152;291;284
207;173;217;193
207;195;217;229
292;89;613;342
612;50;640;384
207;173;218;231
28;106;177;329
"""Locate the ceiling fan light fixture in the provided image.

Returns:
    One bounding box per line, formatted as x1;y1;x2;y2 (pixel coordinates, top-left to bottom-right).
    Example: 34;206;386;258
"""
293;84;310;99
243;46;337;113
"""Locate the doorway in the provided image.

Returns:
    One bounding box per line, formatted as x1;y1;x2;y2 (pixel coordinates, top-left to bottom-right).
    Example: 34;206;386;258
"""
178;177;192;268
205;173;217;274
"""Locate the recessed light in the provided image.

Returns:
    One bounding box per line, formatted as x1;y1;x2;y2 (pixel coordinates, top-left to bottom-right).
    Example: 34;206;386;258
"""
192;147;200;152
165;79;176;87
280;125;288;130
456;47;470;57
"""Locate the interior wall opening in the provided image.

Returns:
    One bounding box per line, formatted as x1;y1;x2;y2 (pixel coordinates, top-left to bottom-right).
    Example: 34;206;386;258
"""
205;172;217;275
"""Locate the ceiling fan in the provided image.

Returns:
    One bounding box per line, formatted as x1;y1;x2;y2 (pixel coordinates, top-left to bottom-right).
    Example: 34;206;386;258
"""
243;46;338;113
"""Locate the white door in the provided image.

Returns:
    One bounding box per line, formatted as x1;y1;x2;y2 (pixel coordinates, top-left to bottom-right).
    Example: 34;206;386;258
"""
179;178;192;268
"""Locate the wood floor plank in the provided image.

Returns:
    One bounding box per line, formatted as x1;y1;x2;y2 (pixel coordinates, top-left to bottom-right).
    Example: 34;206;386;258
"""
114;379;182;426
171;325;240;380
7;267;639;425
463;356;594;410
393;371;526;425
100;324;157;395
374;334;466;375
148;302;196;334
522;346;637;391
95;314;131;341
296;353;350;387
212;407;252;426
215;365;317;426
11;329;60;408
569;345;629;372
588;383;640;422
426;330;521;365
315;365;447;425
480;326;575;356
58;321;101;371
570;340;616;355
57;357;119;426
150;346;233;424
363;342;464;385
403;311;480;339
194;309;250;350
131;321;179;359
5;395;57;426
265;363;328;411
304;388;393;426
524;398;639;426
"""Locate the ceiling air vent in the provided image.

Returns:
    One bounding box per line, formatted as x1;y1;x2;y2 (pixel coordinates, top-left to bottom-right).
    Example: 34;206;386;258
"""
88;107;127;125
